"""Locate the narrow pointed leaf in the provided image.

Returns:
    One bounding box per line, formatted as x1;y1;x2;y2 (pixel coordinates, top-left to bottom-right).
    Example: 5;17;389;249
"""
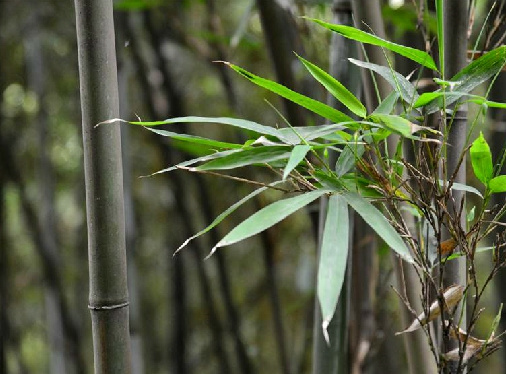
426;46;506;112
335;143;365;177
343;192;413;263
210;189;330;255
349;59;418;103
146;128;242;149
488;175;506;193
277;123;346;144
225;63;353;124
297;54;366;118
470;132;493;185
283;145;311;180
373;91;400;115
318;194;349;342
369;114;435;137
197;146;292;171
134;116;284;139
309;18;437;71
175;182;282;254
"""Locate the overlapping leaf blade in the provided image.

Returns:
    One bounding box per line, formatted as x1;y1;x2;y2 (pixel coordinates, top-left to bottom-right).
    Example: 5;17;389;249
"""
283;145;311;180
318;194;349;342
225;63;354;124
309;18;437;71
197;146;292;171
349;59;419;103
209;189;330;256
343;192;413;263
297;54;367;118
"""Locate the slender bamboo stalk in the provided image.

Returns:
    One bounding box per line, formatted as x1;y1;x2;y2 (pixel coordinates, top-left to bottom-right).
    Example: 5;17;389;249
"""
74;0;131;372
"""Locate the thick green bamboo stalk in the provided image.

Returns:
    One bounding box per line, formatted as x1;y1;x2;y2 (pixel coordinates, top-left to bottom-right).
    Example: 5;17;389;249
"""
74;0;131;372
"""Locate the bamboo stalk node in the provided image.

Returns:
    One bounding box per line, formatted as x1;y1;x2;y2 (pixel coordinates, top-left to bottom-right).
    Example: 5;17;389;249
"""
88;301;130;311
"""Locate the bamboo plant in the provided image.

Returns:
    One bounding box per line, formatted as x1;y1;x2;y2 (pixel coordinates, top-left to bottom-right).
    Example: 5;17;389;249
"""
107;6;506;373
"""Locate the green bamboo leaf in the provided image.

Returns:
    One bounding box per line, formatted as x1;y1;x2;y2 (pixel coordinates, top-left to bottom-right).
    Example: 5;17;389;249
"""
373;91;400;115
145;128;243;149
488;175;506;193
225;63;353;124
197;146;292;171
470;132;493;185
335;143;365;177
318;194;349;342
297;54;366;118
175;182;283;254
349;59;418;103
129;116;284;139
343;192;413;263
283;145;311;180
308;18;437;71
425;46;506;112
468;97;506;109
369;114;435;137
276;123;346;144
413;91;467;108
438;180;483;198
149;148;243;176
209;189;330;256
435;0;444;77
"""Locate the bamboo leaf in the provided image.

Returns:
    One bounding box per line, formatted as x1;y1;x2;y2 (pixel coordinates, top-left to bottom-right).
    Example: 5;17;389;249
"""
373;91;400;115
145;128;243;149
225;63;354;124
308;18;437;71
335;143;365;177
209;189;330;256
318;194;349;343
438;180;483;198
175;182;282;254
369;114;435;137
349;59;419;103
470;132;493;185
343;192;413;263
297;54;367;118
488;175;506;193
130;116;285;139
396;285;465;335
197;146;292;171
283;145;311;180
276;123;346;144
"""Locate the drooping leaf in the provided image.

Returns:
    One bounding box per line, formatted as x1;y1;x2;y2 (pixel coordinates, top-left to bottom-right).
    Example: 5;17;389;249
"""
175;182;283;254
225;63;354;124
308;18;438;71
208;189;330;256
197;146;292;171
488;175;506;193
283;145;311;180
396;284;465;335
343;192;413;262
470;132;493;185
349;59;419;103
318;194;349;342
297;54;367;118
145;128;242;149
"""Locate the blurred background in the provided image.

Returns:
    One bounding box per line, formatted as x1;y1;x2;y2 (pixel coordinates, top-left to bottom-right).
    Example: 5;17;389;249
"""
1;0;506;373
